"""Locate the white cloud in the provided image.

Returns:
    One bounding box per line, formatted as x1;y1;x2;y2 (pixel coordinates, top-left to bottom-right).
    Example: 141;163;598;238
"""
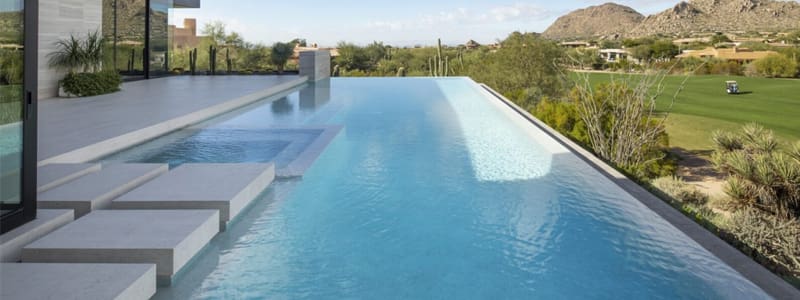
367;3;552;31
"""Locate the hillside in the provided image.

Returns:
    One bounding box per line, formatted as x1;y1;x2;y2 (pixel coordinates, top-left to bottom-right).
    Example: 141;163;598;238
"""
542;3;643;39
544;0;800;40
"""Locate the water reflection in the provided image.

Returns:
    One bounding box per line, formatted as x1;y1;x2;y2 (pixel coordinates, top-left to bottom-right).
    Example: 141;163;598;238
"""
300;79;331;111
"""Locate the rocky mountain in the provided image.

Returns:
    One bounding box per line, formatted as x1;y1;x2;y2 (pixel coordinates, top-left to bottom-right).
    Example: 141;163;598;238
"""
629;0;800;36
543;0;800;40
542;3;644;39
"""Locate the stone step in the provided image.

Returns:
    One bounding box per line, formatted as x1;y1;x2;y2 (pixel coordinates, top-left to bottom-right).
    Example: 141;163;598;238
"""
113;163;275;231
37;163;101;193
0;263;156;300
21;209;219;286
38;164;168;218
0;209;74;262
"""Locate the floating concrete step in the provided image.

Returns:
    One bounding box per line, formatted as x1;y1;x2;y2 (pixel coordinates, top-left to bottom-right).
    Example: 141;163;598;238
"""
37;163;101;193
21;210;219;286
38;164;168;218
0;263;156;300
113;163;275;230
0;209;74;262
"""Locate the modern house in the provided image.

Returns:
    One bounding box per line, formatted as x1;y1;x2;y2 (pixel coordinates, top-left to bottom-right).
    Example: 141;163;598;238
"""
676;46;779;64
599;48;630;63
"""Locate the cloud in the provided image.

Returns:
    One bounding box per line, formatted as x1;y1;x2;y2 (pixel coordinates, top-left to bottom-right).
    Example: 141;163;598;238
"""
367;3;553;31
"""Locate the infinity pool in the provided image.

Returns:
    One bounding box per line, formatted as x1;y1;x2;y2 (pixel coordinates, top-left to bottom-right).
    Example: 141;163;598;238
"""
127;77;767;299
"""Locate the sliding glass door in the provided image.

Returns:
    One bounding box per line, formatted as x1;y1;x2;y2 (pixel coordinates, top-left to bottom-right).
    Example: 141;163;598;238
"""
1;0;37;234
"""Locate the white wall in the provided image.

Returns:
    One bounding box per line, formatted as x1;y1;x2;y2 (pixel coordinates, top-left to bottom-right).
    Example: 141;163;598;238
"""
38;0;103;99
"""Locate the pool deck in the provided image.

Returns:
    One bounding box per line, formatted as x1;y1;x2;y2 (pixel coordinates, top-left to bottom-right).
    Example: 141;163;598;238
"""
38;75;307;165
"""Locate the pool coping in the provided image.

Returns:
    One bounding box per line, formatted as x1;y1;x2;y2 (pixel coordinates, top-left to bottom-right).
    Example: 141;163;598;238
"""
477;82;800;299
39;76;309;167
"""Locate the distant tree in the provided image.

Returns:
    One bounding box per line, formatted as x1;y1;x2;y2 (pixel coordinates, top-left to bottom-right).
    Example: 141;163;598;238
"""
600;40;622;49
753;54;798;78
202;21;227;45
710;33;732;45
466;32;566;109
270;42;294;74
290;38;307;47
335;42;370;71
651;39;679;60
224;32;245;48
364;41;388;68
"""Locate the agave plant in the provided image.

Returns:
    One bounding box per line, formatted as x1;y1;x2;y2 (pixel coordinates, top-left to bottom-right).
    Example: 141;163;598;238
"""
713;123;800;220
47;30;105;73
48;35;84;72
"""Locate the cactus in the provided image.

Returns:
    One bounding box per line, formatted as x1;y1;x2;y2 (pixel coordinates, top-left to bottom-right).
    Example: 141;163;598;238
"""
225;48;233;72
385;48;394;61
189;48;197;75
397;67;406;77
332;64;340;77
127;48;135;72
429;38;449;77
209;45;218;75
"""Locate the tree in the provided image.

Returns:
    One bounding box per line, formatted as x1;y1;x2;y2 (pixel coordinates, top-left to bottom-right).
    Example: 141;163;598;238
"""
335;42;370;71
364;41;387;68
467;32;566;109
270;42;294;74
224;32;245;48
753;54;798;78
202;21;227;45
710;33;732;45
290;38;307;47
569;73;677;179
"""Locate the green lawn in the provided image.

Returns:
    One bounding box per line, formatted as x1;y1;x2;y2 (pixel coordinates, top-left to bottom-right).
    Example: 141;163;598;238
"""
583;73;800;150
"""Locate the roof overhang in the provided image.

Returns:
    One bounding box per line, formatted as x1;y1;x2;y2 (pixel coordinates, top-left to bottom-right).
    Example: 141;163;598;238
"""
173;0;200;8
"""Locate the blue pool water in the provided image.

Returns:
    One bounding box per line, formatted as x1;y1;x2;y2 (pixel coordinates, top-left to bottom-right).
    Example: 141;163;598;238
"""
142;78;767;299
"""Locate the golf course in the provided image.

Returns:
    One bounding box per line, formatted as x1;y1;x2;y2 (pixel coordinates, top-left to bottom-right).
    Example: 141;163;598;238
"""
584;73;800;151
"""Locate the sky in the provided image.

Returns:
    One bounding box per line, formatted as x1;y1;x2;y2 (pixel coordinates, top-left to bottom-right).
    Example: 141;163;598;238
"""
169;0;794;47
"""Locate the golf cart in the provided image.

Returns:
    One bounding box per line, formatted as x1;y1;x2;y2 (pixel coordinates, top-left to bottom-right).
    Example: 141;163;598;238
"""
726;81;739;94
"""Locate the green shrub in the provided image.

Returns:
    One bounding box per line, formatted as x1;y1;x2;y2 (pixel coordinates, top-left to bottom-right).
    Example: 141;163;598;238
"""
726;209;800;280
61;71;121;97
652;176;709;205
752;54;798;78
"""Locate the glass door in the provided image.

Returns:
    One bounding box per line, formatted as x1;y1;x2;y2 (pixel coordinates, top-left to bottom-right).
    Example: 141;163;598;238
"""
1;0;37;233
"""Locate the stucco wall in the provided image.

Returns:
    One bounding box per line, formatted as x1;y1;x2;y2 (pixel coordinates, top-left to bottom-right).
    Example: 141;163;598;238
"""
38;0;103;99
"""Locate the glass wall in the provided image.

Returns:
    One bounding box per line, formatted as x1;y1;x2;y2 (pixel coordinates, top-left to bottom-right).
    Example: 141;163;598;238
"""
1;0;36;233
103;0;147;79
0;0;25;219
149;0;172;77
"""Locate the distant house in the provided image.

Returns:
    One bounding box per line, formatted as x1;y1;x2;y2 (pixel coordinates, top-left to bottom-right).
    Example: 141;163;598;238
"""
676;47;778;64
599;49;629;62
290;44;339;64
169;18;200;49
465;40;480;50
560;41;592;48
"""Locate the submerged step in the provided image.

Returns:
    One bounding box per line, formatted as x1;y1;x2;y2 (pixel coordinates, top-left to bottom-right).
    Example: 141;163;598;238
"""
113;163;275;230
38;164;167;218
0;263;156;300
37;163;101;193
21;210;219;286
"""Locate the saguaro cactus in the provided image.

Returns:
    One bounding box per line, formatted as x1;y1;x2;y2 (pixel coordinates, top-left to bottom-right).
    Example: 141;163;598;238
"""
332;64;340;77
226;48;233;72
397;67;406;77
209;45;218;75
127;48;135;72
429;38;449;77
189;48;198;75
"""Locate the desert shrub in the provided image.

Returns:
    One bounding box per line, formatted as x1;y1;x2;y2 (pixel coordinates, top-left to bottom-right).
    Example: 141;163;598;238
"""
751;54;798;78
532;97;589;145
726;209;800;279
652;176;708;205
61;71;121;97
712;124;800;220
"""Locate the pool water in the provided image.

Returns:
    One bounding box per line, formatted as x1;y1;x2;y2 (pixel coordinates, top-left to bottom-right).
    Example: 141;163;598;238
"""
146;78;766;299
